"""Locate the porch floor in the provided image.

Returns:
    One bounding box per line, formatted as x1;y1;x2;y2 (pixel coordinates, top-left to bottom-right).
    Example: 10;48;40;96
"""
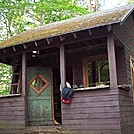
0;125;91;134
25;125;64;134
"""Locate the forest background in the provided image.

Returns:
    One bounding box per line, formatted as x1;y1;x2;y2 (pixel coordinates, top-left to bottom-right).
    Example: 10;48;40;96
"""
0;0;133;95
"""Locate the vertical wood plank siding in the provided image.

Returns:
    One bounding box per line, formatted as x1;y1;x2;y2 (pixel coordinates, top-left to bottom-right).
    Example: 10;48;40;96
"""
62;88;121;133
115;47;127;85
114;15;134;84
0;96;25;133
73;60;83;86
119;89;134;134
114;14;134;134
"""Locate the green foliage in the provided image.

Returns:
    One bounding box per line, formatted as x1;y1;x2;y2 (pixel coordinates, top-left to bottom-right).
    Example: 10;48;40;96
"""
0;63;12;95
88;59;109;86
128;0;134;4
0;0;89;40
25;0;89;26
0;0;27;39
0;0;89;95
0;88;9;95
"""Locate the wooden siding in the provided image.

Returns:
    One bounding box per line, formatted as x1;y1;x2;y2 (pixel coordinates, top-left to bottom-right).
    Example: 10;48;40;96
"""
61;88;121;133
0;96;25;133
114;14;134;84
119;89;134;134
115;47;127;85
73;60;83;86
114;14;134;134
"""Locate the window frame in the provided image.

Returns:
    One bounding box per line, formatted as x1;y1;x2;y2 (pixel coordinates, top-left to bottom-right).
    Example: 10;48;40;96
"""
130;56;134;83
82;54;109;87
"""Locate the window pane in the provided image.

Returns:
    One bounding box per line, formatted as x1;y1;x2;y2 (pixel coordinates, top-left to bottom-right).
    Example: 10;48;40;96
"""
88;59;109;87
0;63;12;95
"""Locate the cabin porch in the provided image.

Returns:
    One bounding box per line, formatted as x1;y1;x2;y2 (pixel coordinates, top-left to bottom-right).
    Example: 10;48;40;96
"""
0;29;131;134
0;5;134;133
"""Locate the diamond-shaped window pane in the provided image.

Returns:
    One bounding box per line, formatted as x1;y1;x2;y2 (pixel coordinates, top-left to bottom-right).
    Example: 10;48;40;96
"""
31;78;46;91
28;74;50;94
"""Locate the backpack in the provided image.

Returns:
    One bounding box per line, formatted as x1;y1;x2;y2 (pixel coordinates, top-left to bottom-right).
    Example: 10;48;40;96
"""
62;87;73;100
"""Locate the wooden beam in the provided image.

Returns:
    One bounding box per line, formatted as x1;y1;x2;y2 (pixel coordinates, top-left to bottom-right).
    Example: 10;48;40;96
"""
60;45;66;89
59;35;65;41
92;61;96;86
107;32;117;88
83;60;88;87
23;44;27;49
67;43;106;54
34;41;38;46
22;52;28;126
88;29;92;35
73;33;77;38
0;28;109;58
46;38;51;44
36;44;106;58
12;46;16;52
22;53;27;96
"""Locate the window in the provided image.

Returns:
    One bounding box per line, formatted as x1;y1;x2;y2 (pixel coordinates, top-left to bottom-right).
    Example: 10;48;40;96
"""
130;56;134;86
130;56;134;101
83;54;110;87
0;63;12;95
0;62;22;96
10;64;22;94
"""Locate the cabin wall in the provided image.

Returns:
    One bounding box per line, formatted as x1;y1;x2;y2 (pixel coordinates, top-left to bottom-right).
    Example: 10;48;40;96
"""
119;89;134;134
114;14;134;84
115;47;127;85
0;96;25;133
114;14;134;134
61;88;121;134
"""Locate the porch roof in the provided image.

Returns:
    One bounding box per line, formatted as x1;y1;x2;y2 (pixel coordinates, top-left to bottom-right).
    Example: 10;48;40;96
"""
0;4;133;49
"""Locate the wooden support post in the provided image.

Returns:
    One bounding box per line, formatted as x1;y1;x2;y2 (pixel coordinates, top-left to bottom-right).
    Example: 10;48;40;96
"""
92;61;96;86
107;33;118;88
22;52;28;126
60;45;66;89
83;60;88;87
22;52;27;96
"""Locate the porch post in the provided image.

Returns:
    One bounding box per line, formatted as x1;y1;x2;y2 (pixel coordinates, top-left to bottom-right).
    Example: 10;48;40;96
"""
22;52;27;96
22;52;28;126
60;45;66;89
107;32;118;88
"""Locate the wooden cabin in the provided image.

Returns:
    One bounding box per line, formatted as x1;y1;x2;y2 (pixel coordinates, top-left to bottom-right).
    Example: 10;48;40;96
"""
0;4;134;134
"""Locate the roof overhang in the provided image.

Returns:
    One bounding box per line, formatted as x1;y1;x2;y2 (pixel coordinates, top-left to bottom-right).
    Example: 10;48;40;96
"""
0;4;133;63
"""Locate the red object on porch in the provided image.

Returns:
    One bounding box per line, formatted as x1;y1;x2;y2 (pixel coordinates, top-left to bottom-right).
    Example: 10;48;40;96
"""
61;97;71;104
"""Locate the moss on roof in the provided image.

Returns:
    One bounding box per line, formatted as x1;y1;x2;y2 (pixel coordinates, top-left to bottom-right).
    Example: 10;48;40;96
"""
0;4;133;49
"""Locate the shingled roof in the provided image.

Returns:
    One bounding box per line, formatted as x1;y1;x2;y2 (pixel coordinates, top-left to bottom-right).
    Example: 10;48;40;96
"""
0;4;133;49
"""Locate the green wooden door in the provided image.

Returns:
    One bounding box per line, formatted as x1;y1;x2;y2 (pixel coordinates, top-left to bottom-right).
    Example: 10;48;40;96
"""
27;67;52;126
